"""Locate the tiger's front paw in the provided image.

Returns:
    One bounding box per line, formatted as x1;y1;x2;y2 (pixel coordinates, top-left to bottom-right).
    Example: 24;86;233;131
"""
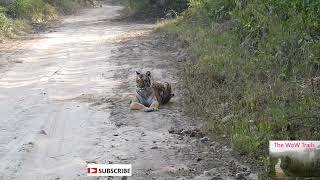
144;107;154;112
144;107;158;112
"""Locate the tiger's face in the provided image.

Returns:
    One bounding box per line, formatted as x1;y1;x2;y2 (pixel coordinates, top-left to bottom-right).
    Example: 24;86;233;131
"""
136;71;151;88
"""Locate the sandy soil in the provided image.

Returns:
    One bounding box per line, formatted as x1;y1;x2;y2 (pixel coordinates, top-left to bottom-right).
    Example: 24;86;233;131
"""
0;1;258;179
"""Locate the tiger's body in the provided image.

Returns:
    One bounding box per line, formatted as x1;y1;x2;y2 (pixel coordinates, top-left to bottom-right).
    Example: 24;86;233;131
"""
129;71;174;112
152;81;174;105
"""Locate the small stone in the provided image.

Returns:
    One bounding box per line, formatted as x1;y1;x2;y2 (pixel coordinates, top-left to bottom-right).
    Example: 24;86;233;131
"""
141;132;146;136
196;157;202;162
177;135;183;140
177;51;188;62
200;137;209;143
236;172;246;180
13;60;23;63
121;176;127;180
203;168;219;177
86;160;97;164
191;139;198;144
248;173;258;180
211;176;222;180
202;151;209;155
222;114;234;123
117;155;128;160
168;127;175;133
204;171;211;176
40;130;47;135
115;122;125;127
161;166;177;174
151;146;158;149
113;133;119;136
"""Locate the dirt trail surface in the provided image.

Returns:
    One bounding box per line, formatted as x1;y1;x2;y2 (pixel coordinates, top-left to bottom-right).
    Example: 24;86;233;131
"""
0;1;258;180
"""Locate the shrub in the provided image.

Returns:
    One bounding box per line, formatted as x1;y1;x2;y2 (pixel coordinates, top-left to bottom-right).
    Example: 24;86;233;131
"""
48;0;79;15
0;0;81;39
128;0;188;17
281;156;320;177
15;0;59;22
0;9;26;39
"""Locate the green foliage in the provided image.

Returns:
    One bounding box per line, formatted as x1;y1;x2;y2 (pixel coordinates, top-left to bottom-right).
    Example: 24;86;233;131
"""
48;0;79;15
0;0;81;39
128;0;148;15
15;0;59;22
281;156;320;177
188;0;236;22
0;9;27;39
127;0;188;17
268;157;277;177
159;0;320;164
0;6;6;13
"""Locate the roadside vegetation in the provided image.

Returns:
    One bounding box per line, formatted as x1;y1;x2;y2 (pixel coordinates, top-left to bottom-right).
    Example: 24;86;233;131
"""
128;0;320;172
0;0;94;40
281;156;320;177
0;5;26;39
125;0;187;19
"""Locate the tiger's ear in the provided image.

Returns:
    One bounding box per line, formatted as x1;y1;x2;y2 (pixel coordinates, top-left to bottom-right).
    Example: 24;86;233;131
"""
136;71;140;75
146;71;151;76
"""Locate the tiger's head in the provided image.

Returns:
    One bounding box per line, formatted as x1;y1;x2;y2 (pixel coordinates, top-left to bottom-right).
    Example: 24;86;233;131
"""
136;71;151;89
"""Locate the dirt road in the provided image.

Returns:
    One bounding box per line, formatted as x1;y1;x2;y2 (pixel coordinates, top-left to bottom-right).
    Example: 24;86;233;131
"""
0;1;257;179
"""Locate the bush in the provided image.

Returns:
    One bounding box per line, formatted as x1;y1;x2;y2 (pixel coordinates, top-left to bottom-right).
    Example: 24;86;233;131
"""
15;0;59;22
0;9;26;39
48;0;79;15
281;156;320;177
0;0;82;39
128;0;188;17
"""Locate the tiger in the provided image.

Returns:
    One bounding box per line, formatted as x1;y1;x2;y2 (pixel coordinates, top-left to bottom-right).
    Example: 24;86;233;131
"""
129;71;174;112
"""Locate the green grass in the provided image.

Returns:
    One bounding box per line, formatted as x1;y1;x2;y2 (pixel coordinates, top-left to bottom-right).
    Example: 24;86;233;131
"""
0;9;28;39
128;0;148;15
0;0;82;39
156;0;320;167
281;156;320;177
49;0;80;15
127;0;187;17
15;0;60;22
268;157;277;177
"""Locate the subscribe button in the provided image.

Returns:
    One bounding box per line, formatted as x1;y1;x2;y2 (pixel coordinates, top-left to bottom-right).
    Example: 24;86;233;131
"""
87;164;132;176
